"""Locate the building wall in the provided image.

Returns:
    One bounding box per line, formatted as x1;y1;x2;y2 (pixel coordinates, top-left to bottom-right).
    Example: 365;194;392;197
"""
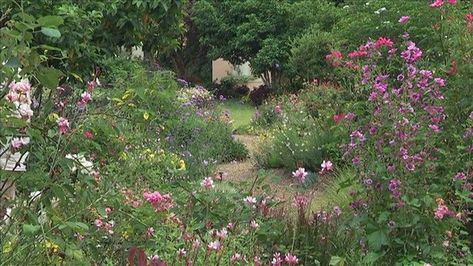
212;58;264;89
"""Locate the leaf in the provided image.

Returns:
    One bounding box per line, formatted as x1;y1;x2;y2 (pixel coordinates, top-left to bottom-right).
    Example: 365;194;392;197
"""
38;16;64;27
36;67;63;89
329;256;345;266
41;27;61;38
367;230;388;251
23;224;41;235
4;57;20;68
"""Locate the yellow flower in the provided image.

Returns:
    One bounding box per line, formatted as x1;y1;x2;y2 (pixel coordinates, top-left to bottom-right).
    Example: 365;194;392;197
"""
178;160;186;171
45;240;60;253
122;231;129;240
120;152;128;160
143;112;150;120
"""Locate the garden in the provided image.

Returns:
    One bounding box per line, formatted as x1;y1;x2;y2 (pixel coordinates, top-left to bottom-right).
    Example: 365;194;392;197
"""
0;0;472;265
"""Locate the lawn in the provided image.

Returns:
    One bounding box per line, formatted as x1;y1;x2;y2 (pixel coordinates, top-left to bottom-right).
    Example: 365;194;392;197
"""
218;100;255;131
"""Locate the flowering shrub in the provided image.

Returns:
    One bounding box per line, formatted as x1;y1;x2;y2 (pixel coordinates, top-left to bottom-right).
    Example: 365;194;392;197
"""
334;30;472;264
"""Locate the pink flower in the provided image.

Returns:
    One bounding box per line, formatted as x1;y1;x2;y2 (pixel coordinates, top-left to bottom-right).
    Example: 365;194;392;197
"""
143;191;173;211
18;104;33;119
320;160;333;172
434;198;453;219
57;117;70;134
10;137;29;151
292;168;308;183
434;77;446;87
216;228;228;239
466;13;473;23
192;239;201;248
271;253;283;266
429;124;441;133
332;206;342;217
375;37;394;49
244;196;257;206
285;253;299;265
254;256;262;266
230;253;243;263
147;227;155;237
105;207;112;214
250;220;259;229
447;0;457;4
176;248;187;257
399;16;410;24
83;130;94;139
201;177;214;189
333;113;345;123
207;240;221;251
293;194;308;208
9;80;31;93
81;91;92;103
431;0;444;8
455;172;467;180
87;80;97;91
94;218;103;228
274;105;282;114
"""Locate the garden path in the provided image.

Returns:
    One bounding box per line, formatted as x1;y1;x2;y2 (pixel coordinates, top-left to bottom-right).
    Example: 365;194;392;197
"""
216;135;319;208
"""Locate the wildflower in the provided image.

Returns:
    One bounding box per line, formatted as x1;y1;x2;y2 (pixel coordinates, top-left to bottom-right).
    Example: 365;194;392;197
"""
401;42;423;63
143;191;174;211
345;112;356;120
254;256;262;266
320;160;333;172
332;206;342;217
10;137;29;151
231;253;242;263
429;124;441;133
326;50;343;67
292;167;308;183
57;117;70;134
447;0;457;4
95;218;103;228
176;248;187;257
143;227;154;238
83;131;94;139
399;16;410;24
434;77;446;87
285;253;299;265
207;240;221;251
352;156;361;165
87;81;97;91
271;253;283;266
250;220;259;229
274;105;282;114
434;198;454;219
192;239;201;248
333;113;345;123
201;177;215;189
455;172;467;180
9;80;31;93
431;0;444;8
18;104;33;119
375;37;394;49
244;196;257;206
466;13;473;23
216;228;228;239
293;194;308;208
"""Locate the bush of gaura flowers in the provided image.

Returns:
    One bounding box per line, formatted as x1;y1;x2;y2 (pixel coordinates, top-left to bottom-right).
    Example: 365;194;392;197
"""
333;31;472;264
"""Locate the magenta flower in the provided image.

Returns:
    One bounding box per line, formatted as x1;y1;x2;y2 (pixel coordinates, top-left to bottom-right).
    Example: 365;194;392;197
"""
201;177;215;189
447;0;457;4
293;194;308;208
321;160;333;172
375;37;394;49
143;191;173;211
87;80;97;91
292;167;308;183
57;117;70;134
399;16;410;24
285;253;299;265
431;0;444;8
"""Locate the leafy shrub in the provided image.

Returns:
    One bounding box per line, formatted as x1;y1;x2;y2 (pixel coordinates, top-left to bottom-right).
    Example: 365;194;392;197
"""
211;75;251;99
249;85;271;106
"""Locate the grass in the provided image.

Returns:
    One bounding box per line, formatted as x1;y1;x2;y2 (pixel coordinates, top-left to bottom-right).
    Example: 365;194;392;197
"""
218;100;255;131
308;167;358;211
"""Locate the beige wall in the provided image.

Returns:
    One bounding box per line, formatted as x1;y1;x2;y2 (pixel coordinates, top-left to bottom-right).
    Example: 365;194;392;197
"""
212;58;264;89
